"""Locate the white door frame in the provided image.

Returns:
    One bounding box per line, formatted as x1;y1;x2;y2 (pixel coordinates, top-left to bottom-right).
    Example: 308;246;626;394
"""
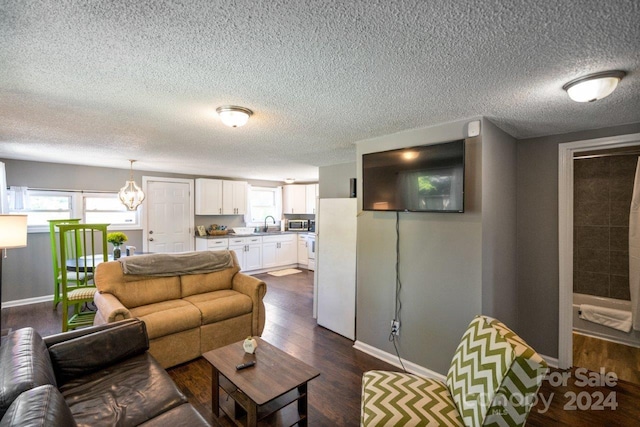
558;132;640;369
141;176;195;253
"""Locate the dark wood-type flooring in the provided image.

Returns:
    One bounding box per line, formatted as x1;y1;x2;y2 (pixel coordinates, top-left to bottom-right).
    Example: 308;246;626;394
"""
573;332;640;385
3;270;640;426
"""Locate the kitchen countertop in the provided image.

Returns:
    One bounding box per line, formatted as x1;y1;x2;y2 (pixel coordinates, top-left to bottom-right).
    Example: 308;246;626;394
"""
196;231;311;239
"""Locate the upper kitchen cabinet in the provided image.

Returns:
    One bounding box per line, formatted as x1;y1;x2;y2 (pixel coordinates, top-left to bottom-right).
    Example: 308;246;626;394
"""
283;184;318;214
283;185;306;214
222;180;247;215
195;178;223;215
305;183;318;214
195;178;247;215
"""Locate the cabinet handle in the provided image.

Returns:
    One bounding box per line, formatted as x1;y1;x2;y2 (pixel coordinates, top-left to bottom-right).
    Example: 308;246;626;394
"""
219;208;221;214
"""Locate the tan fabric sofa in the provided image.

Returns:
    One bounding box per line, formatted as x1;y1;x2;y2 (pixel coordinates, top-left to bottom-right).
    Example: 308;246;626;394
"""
93;250;266;368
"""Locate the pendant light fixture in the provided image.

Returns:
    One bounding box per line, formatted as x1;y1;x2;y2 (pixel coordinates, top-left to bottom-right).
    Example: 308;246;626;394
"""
118;160;145;211
563;70;626;102
216;105;253;127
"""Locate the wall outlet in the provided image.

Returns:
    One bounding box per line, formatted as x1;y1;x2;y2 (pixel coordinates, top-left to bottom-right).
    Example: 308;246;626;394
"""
391;319;400;336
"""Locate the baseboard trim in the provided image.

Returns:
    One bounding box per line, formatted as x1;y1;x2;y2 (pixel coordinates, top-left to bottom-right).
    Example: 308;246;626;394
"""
353;340;446;381
539;353;559;369
1;294;54;309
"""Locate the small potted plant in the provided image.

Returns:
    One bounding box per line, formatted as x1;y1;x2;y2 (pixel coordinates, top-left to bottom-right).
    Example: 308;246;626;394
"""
107;232;128;260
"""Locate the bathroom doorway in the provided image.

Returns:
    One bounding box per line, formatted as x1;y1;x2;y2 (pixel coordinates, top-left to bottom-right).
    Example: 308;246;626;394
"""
571;148;640;384
558;133;640;371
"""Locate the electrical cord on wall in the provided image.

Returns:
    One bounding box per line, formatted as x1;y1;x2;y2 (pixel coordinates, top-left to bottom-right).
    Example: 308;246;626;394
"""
388;211;406;372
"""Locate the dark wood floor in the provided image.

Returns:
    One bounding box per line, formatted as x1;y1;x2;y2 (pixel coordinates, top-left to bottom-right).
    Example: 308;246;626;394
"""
3;270;640;426
573;332;640;385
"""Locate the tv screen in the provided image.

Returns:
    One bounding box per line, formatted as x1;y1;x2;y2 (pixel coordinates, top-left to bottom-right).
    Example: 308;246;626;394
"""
362;139;465;212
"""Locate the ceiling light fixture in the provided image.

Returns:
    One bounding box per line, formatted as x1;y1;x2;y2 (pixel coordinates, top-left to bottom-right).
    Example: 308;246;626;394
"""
118;160;145;211
563;70;626;103
216;105;253;127
284;178;296;184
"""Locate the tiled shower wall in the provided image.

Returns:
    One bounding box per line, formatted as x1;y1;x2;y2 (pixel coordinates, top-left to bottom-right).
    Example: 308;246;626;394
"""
573;155;639;300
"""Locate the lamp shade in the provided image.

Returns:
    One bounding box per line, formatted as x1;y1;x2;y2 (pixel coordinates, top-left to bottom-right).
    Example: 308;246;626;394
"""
0;215;28;249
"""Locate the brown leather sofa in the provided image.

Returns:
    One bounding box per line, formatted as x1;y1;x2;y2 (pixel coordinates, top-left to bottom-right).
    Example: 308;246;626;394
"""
93;250;267;368
0;319;210;427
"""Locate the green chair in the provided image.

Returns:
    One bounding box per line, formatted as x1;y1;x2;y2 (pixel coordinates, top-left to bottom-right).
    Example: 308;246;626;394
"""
49;219;85;309
361;315;548;426
57;223;109;332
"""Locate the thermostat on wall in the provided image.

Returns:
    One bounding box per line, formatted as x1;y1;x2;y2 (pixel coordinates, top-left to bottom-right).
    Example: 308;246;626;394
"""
467;120;481;137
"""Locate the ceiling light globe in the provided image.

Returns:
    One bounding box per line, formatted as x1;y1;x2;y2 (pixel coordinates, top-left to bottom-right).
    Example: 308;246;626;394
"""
563;71;625;103
216;106;253;127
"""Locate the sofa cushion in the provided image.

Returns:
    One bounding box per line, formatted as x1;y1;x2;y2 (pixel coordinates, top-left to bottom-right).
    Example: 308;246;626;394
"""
446;315;515;427
180;267;238;297
0;328;57;419
48;320;149;386
183;290;253;324
137;403;210;426
361;371;463;426
95;262;181;308
130;300;202;340
0;385;77;427
59;353;187;427
482;318;549;426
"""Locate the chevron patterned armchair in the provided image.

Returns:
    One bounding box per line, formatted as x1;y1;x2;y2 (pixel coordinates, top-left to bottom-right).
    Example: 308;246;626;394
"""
361;315;548;426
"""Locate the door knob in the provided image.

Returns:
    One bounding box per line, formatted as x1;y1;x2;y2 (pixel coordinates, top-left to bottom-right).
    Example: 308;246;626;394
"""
149;230;154;234
149;238;154;241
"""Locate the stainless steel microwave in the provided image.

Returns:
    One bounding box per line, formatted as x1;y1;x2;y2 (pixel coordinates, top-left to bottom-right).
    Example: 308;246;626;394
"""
287;219;308;231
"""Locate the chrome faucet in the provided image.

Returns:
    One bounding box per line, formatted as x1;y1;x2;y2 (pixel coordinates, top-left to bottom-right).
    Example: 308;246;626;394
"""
264;215;276;232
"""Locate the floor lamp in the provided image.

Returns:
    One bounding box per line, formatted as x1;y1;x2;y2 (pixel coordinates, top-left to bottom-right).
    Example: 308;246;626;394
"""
0;215;28;340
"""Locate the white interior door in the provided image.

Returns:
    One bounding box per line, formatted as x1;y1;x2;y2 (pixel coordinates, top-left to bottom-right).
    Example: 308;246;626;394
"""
316;198;357;340
143;177;194;253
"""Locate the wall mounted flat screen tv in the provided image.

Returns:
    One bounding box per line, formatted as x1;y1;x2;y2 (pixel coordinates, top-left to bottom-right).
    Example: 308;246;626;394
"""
362;139;465;212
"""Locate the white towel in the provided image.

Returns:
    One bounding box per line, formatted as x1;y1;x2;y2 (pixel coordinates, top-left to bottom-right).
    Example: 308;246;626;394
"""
579;304;632;333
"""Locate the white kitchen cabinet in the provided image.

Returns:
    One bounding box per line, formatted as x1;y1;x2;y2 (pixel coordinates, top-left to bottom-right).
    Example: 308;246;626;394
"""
222;180;247;215
195;178;223;215
297;234;309;266
262;234;297;269
305;184;318;214
283;185;306;214
195;179;247;215
228;236;262;271
195;237;228;251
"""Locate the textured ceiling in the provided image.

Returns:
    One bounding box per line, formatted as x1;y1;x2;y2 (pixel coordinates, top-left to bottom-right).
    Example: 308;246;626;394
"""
1;0;639;182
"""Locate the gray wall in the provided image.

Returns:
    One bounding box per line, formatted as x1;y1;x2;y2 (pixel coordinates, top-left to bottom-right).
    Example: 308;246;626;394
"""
516;122;640;358
0;159;287;304
481;119;518;327
355;118;486;374
319;162;356;199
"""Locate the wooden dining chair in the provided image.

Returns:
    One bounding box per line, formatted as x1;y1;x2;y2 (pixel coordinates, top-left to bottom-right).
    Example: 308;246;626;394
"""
57;223;109;332
48;219;84;309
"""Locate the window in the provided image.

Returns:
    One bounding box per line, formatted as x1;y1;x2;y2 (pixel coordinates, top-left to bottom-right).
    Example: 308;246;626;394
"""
7;189;141;232
83;193;140;228
10;190;74;229
247;186;282;226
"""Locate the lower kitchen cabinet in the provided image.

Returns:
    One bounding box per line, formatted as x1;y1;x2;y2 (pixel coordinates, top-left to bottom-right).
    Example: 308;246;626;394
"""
195;237;228;251
297;234;309;267
262;234;297;269
228;236;262;271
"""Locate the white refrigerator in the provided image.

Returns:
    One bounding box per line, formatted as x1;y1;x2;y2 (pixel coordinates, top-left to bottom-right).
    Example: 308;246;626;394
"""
314;198;357;340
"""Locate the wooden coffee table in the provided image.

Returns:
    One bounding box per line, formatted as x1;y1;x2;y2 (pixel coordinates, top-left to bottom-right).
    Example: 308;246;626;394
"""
203;337;320;426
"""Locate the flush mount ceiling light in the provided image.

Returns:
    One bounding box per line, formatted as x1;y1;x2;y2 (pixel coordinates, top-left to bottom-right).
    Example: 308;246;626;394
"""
563;70;626;103
118;160;145;211
284;178;296;184
216;105;253;127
